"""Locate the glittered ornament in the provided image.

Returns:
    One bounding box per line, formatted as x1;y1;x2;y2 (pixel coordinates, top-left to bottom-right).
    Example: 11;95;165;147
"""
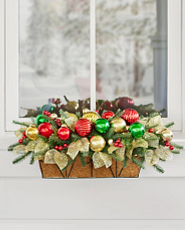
82;110;100;122
117;97;134;110
95;118;110;134
40;104;54;113
102;111;115;120
129;122;145;138
90;136;106;152
75;119;92;137
108;139;114;146
121;109;139;125
26;125;39;140
57;127;71;140
50;113;58;120
36;114;47;125
161;129;174;141
38;122;54;138
111;118;126;133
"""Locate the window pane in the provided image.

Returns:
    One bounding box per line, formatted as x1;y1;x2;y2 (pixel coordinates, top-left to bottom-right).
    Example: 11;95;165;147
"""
96;0;167;116
19;0;90;117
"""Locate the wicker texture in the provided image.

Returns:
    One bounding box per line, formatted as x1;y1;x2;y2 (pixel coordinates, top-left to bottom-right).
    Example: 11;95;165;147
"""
39;156;140;178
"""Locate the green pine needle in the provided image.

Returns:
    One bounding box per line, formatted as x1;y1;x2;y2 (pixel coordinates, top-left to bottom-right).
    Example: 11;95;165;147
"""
170;142;183;149
112;133;132;141
30;117;37;127
8;143;20;151
122;156;128;168
171;150;180;154
36;134;48;142
42;115;58;130
13;120;30;127
13;152;32;164
109;153;122;162
104;127;115;141
79;154;86;167
82;151;89;157
71;133;82;140
165;122;175;128
29;154;35;165
153;164;165;173
132;157;145;169
62;159;73;172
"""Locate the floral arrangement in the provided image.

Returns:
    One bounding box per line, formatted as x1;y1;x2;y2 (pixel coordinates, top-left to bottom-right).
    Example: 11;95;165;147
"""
8;106;183;178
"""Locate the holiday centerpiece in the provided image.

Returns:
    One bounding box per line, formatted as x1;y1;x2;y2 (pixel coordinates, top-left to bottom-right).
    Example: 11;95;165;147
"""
8;104;183;178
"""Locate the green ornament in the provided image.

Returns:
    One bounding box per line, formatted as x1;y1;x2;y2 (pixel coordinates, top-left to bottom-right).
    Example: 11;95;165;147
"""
36;114;47;125
40;104;54;113
129;122;145;138
95;118;110;134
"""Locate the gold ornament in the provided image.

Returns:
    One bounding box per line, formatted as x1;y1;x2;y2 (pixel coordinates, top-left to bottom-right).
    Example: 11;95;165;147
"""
90;136;106;152
82;110;100;122
82;108;90;114
50;113;58;120
161;128;174;141
26;125;39;140
108;139;114;146
111;118;126;133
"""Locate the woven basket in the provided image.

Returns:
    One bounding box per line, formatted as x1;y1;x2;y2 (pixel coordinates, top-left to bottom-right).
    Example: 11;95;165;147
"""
39;156;140;178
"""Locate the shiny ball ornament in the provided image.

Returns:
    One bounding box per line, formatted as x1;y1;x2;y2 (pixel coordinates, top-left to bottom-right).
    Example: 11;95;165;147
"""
108;139;114;146
129;122;145;138
50;113;58;120
117;97;134;110
121;109;139;125
40;104;54;113
57;127;71;140
95;118;110;134
161;129;174;141
26;125;39;140
111;118;126;133
82;111;100;122
38;122;54;138
75;118;92;137
36;114;47;125
90;136;106;152
99;101;114;114
102;111;115;120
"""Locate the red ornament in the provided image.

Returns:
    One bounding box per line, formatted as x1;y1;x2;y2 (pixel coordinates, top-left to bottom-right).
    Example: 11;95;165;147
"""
75;118;92;137
22;131;26;136
117;97;134;110
102;111;115;120
58;146;63;151
57;127;71;141
165;141;169;147
63;143;68;148
114;142;119;147
148;128;153;133
118;143;123;148
19;139;23;144
116;139;121;143
169;145;174;150
99;101;114;114
38;122;54;138
121;109;139;125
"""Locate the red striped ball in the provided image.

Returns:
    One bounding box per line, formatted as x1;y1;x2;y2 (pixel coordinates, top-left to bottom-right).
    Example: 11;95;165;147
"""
75;119;92;137
121;109;139;125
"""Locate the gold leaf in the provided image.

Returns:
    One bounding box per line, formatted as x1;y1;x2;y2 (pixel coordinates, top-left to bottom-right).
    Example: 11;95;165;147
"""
99;152;112;168
79;138;90;153
108;146;118;154
155;146;173;161
66;141;80;160
44;149;58;164
54;151;68;171
13;145;28;155
25;139;43;152
14;127;27;139
145;149;159;167
92;152;105;169
115;146;125;161
34;142;50;155
65;116;78;132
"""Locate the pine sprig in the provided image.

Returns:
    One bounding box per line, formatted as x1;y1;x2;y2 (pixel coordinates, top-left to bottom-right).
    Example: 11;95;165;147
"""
165;122;175;128
8;143;20;151
13;120;30;127
133;148;146;157
104;127;115;141
170;142;183;149
13;152;32;164
171;150;180;154
30;117;37;127
29;154;35;165
122;156;128;168
109;153;122;162
62;158;73;172
112;133;132;141
79;153;86;167
153;164;165;173
42;115;58;130
36;134;48;142
22;138;31;145
71;133;82;140
132;157;145;169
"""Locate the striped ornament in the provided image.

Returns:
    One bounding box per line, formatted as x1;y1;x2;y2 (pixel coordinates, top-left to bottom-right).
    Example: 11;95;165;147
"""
75;119;92;137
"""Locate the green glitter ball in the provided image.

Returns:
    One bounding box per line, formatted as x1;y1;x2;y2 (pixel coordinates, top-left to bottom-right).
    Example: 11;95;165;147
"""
95;118;110;134
129;122;145;138
36;114;47;125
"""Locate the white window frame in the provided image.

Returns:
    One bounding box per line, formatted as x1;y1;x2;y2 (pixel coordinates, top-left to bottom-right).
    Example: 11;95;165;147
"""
0;0;185;142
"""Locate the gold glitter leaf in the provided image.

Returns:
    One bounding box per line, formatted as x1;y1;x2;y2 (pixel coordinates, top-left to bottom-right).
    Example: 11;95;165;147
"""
79;138;90;152
34;142;50;155
14;127;27;139
44;149;58;164
66;141;80;160
65;116;78;132
93;152;105;169
13;145;28;155
115;146;125;161
26;139;43;152
155;146;173;161
99;152;112;168
108;146;119;154
54;152;68;171
145;149;159;167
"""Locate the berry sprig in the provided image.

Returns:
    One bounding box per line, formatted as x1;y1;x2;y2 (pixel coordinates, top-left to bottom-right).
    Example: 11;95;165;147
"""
165;140;174;150
18;131;27;144
55;143;69;151
114;139;123;148
56;119;62;127
43;111;51;117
